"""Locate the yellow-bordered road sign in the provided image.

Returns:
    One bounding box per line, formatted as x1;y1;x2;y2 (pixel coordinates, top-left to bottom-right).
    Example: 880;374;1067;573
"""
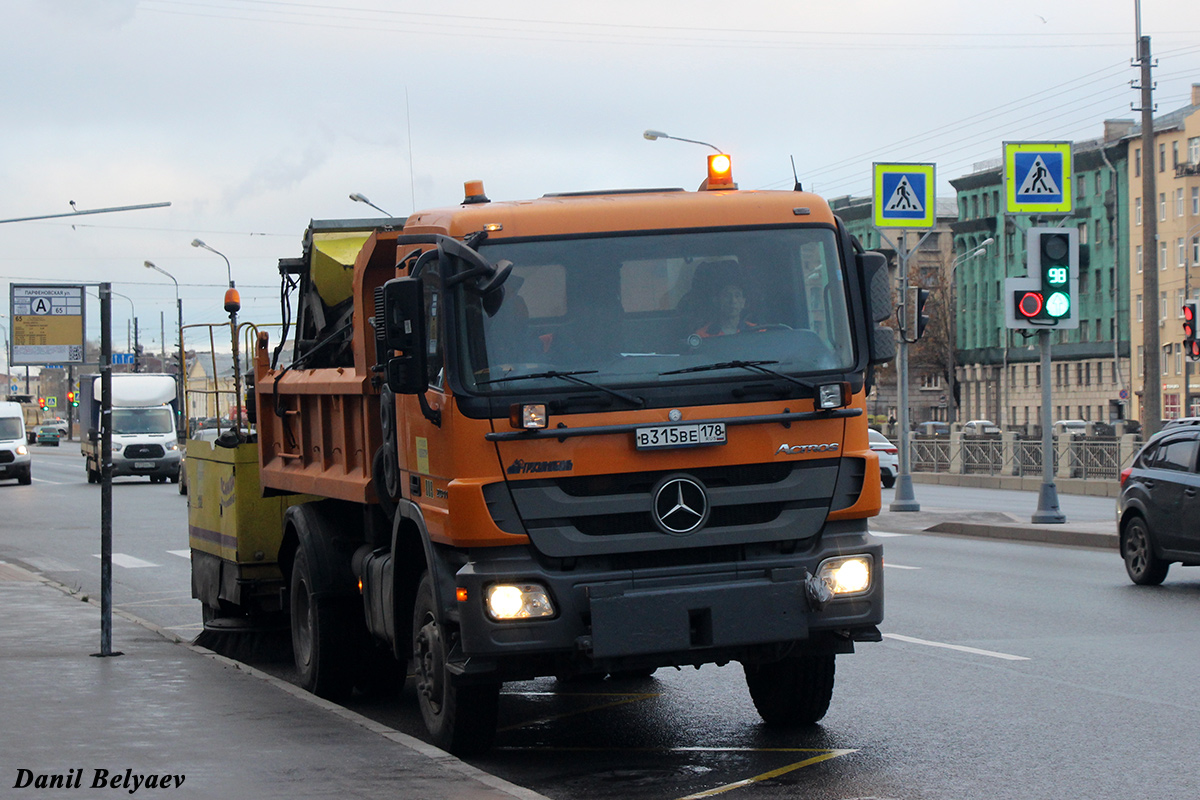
1004;141;1072;215
873;162;936;228
9;284;86;366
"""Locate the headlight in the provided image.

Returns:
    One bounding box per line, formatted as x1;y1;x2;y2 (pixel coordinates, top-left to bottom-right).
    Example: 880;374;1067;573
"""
816;555;873;596
16;445;28;456
111;442;124;452
485;583;555;621
167;443;179;451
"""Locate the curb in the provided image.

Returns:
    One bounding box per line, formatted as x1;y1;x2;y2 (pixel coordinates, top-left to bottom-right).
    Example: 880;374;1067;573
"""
924;521;1118;550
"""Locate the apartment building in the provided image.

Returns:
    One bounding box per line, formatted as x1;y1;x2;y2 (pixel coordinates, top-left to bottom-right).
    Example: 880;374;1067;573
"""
1128;83;1200;419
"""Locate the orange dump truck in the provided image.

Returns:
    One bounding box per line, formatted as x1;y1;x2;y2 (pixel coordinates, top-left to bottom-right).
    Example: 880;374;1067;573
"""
190;157;895;754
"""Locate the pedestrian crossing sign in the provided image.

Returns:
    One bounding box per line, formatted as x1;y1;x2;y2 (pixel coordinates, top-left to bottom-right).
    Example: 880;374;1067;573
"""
873;163;936;228
1004;141;1072;214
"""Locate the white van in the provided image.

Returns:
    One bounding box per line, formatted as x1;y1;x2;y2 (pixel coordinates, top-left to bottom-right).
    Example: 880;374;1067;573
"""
0;402;32;485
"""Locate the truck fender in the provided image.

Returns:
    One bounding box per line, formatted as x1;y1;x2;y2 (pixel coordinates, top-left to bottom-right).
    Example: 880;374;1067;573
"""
283;504;360;602
392;499;460;627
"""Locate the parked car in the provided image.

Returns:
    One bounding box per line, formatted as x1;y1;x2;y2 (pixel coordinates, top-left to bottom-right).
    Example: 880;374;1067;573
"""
1161;417;1200;431
1053;419;1088;437
35;424;62;446
916;421;950;436
962;419;999;435
1117;426;1200;585
868;428;898;489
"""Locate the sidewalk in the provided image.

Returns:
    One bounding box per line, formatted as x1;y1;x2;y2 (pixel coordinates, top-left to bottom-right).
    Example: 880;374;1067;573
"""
0;561;548;800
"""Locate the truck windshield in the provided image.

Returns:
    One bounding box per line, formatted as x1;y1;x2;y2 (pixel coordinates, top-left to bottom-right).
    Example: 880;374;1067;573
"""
458;227;855;394
0;419;21;439
111;407;175;435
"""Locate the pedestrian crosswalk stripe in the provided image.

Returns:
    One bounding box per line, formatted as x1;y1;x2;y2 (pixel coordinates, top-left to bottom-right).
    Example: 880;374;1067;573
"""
93;553;160;569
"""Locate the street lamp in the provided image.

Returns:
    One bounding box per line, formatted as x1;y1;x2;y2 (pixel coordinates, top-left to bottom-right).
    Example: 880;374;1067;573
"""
144;260;186;438
948;237;995;425
349;192;393;216
190;238;242;438
643;129;724;154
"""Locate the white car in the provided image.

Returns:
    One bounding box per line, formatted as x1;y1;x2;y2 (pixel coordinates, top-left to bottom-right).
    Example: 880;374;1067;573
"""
868;428;898;489
962;419;1000;435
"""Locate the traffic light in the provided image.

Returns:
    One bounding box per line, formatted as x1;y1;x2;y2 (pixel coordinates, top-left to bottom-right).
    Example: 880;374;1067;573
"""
1185;300;1200;361
37;397;45;409
914;288;931;341
1011;227;1078;327
66;391;75;407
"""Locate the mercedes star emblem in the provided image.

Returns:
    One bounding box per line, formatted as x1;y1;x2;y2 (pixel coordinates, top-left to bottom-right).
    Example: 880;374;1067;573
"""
652;475;709;535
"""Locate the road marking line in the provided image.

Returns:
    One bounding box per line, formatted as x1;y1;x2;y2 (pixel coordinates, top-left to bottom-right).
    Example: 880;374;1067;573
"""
166;549;191;559
870;531;910;537
883;562;921;570
92;553;160;569
883;632;1029;661
676;749;859;798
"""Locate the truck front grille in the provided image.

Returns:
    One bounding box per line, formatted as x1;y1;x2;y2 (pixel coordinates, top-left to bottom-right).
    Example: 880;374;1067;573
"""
504;458;853;559
123;444;165;459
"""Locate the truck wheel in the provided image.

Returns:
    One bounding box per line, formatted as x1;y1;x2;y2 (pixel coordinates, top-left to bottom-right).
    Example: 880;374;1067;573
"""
290;546;355;700
19;469;32;486
743;653;835;726
87;467;98;484
412;573;499;755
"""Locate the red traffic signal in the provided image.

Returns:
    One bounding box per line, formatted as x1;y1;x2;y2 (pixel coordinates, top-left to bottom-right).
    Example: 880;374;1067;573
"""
1016;291;1044;319
37;397;45;409
1184;301;1198;342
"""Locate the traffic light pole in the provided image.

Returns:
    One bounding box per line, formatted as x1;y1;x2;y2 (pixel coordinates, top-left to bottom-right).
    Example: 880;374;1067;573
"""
1032;329;1065;523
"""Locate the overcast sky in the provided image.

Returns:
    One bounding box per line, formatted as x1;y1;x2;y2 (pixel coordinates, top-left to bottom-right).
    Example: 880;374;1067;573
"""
2;0;1198;370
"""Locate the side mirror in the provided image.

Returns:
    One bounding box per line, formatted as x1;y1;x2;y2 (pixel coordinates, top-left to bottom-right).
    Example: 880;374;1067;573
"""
378;277;429;395
859;251;896;365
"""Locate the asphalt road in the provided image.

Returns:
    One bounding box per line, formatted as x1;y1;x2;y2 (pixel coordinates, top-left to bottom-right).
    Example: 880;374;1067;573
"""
4;445;1198;799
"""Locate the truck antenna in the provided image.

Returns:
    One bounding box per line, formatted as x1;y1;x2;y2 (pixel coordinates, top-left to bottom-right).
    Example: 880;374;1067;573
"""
790;156;802;192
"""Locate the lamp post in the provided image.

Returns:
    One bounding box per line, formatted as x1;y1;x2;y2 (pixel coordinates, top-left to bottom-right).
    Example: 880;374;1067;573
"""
144;260;186;438
349;192;393;216
948;238;995;425
190;238;242;439
643;129;724;154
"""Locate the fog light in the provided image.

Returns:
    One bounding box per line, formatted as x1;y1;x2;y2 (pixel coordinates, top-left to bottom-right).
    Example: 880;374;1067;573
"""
485;583;555;620
816;555;872;596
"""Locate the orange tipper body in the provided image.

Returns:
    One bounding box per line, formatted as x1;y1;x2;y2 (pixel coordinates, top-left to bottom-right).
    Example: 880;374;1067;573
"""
238;171;893;753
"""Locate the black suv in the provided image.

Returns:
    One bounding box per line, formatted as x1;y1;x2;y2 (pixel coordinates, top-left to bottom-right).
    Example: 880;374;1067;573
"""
1117;427;1200;584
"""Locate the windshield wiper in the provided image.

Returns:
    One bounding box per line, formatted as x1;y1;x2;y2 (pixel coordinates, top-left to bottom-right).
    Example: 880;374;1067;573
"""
660;360;816;390
478;369;645;407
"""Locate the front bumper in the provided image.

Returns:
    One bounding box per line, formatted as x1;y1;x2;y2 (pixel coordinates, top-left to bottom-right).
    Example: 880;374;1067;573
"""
111;449;182;478
450;527;882;679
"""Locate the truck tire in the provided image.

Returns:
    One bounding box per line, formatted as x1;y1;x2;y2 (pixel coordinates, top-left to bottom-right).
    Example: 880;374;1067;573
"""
412;573;499;755
743;653;835;726
19;468;32;486
290;546;356;700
